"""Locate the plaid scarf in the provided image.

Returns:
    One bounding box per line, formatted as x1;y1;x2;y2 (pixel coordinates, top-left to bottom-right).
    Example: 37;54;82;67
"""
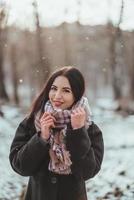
34;96;92;174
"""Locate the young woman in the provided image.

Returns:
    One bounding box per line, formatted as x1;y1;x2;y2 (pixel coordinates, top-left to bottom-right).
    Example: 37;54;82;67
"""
9;66;104;200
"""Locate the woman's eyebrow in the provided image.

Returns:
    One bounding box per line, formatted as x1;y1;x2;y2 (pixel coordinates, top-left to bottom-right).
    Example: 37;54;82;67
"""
51;84;57;87
52;85;71;90
51;84;71;90
62;87;71;90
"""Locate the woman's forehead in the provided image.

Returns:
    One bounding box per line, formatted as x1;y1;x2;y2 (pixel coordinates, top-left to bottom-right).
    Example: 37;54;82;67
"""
52;76;71;88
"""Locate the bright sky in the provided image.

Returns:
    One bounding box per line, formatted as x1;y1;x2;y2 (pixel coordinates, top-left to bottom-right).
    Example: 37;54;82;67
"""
2;0;134;30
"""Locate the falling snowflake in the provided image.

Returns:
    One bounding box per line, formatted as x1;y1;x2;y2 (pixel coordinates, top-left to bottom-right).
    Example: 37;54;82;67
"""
102;68;106;72
19;79;23;83
48;36;52;40
4;44;8;48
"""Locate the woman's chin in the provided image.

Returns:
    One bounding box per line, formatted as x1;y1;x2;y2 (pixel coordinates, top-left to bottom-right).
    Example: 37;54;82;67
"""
52;105;63;110
51;102;72;110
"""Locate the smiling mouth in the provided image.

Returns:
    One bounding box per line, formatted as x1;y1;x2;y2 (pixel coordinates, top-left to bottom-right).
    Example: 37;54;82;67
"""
53;101;63;107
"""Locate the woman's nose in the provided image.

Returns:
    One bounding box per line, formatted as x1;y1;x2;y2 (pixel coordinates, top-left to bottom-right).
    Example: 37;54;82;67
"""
54;90;62;98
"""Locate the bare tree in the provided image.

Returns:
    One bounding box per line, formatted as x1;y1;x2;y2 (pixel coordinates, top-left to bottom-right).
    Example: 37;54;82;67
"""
10;44;19;104
32;1;50;89
130;40;134;100
62;22;72;65
107;0;125;100
0;3;9;101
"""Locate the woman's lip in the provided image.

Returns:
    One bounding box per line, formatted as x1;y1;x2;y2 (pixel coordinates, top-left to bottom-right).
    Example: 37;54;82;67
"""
53;101;63;106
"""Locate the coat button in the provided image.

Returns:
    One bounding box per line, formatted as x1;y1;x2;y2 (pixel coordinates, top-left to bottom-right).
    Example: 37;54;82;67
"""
51;177;57;184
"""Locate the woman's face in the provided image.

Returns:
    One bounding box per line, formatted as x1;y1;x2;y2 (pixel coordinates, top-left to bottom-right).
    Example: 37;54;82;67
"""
49;76;75;110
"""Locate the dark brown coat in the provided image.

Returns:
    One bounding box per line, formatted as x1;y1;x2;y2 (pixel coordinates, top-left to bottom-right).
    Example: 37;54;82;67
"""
9;118;104;200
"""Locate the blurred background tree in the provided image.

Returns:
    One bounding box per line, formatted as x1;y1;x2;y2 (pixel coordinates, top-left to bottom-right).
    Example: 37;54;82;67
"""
0;0;134;114
0;1;9;101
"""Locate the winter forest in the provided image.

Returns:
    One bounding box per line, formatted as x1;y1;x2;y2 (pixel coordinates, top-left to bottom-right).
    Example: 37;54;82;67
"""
0;0;134;199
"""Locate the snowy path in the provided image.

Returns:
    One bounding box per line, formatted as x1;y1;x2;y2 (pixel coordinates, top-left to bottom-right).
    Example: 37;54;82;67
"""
0;105;134;200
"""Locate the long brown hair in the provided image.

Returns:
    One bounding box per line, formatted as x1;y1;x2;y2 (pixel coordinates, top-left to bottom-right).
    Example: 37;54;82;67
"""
28;66;85;120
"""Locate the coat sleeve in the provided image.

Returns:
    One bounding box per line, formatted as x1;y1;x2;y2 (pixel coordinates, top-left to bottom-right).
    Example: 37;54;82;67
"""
65;122;104;181
9;118;50;176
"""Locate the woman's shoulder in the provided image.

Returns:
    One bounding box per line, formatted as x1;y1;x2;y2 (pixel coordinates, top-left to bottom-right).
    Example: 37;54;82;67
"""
88;121;103;137
16;116;36;136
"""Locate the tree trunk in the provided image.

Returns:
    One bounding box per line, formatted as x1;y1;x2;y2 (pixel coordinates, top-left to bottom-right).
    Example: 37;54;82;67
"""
33;1;50;89
108;24;122;99
63;22;72;65
130;45;134;100
107;0;125;100
0;29;9;101
10;44;19;104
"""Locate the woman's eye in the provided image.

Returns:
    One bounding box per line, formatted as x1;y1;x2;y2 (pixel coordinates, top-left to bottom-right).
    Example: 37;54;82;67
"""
63;89;70;93
51;87;57;91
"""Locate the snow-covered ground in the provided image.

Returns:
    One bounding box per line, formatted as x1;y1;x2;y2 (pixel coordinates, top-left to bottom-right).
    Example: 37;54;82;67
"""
0;106;27;200
0;104;134;200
